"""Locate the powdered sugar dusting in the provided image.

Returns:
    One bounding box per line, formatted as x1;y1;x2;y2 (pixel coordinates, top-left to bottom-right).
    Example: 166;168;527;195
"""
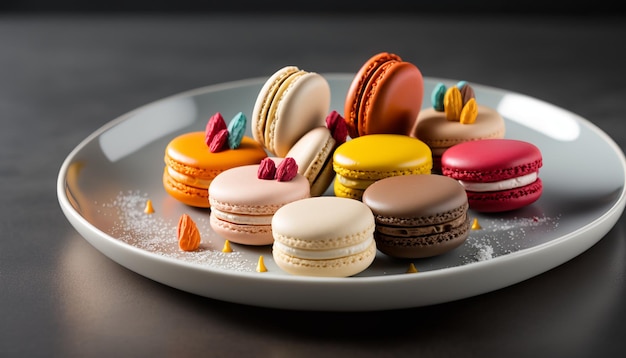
461;214;561;264
101;191;255;272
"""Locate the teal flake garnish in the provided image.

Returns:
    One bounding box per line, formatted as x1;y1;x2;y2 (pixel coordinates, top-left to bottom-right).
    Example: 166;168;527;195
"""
431;82;446;111
227;112;247;149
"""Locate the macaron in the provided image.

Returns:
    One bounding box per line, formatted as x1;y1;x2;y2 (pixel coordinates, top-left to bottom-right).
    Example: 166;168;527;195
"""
441;138;543;212
332;134;432;200
411;81;505;173
362;174;470;259
344;52;424;138
251;66;331;157
163;132;268;208
209;162;311;245
285;126;337;196
272;196;377;277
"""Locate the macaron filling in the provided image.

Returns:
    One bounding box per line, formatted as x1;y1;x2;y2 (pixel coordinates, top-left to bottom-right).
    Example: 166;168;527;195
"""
459;172;538;192
210;207;274;226
272;237;375;260
375;213;468;237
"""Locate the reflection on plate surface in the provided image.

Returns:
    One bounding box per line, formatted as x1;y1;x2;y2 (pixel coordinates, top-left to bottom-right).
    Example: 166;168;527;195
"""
57;75;626;311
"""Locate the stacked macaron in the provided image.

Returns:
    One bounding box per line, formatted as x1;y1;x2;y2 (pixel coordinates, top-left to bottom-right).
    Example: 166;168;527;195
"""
411;81;505;173
441;138;543;212
272;196;376;277
208;158;310;245
163;112;267;207
285;111;348;196
344;52;424;137
362;174;470;258
251;65;331;157
332;134;432;200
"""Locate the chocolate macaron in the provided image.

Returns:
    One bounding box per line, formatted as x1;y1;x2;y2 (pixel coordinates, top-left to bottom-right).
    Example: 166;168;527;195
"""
362;174;470;258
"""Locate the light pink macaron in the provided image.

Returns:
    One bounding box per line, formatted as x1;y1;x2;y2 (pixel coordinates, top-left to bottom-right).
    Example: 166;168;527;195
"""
208;163;311;245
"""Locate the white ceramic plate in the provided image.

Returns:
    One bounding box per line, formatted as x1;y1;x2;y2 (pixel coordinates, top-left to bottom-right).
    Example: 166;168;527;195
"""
57;75;626;311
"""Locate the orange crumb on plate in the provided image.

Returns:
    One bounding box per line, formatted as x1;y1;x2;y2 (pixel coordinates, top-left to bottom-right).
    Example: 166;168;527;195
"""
221;240;232;253
144;199;155;214
406;263;418;273
256;255;267;272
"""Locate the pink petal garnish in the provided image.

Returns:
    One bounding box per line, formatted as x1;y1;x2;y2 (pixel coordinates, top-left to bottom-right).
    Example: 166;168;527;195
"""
257;157;277;180
325;110;348;144
275;157;298;182
205;112;227;147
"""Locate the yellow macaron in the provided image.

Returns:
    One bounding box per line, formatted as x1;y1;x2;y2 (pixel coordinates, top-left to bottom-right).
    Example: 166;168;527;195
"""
332;134;432;200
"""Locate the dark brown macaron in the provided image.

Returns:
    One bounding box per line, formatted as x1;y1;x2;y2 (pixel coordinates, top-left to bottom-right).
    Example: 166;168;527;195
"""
361;174;470;259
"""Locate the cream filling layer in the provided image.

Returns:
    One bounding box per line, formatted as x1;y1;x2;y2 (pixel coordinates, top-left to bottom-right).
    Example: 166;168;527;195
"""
211;207;273;225
460;172;538;192
273;237;374;260
167;167;213;188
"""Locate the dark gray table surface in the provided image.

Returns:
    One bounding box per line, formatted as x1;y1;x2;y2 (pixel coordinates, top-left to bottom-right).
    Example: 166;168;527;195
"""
2;13;625;357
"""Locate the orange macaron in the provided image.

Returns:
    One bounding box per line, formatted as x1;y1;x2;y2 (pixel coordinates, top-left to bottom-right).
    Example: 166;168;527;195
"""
344;52;424;138
163;113;268;208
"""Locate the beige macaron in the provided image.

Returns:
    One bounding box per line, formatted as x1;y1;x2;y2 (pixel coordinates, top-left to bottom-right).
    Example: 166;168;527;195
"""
251;66;331;157
285;126;337;196
272;196;377;277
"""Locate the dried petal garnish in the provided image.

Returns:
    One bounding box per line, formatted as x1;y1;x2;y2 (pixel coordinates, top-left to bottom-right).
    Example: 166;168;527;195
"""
325;110;348;144
275;157;298;182
444;86;463;121
431;82;446;111
257;157;277;179
209;128;229;152
227;112;247;149
205;112;227;147
177;213;201;251
460;98;478;125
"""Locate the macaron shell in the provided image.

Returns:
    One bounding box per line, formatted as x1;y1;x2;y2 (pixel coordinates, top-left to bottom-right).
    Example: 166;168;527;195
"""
165;133;268;176
251;66;299;146
285;126;336;196
265;71;330;157
412;105;505;151
362;174;467;225
344;52;403;138
272;196;375;245
272;241;376;277
208;165;311;215
359;61;423;136
467;178;543;212
441;139;543;182
333;134;432;180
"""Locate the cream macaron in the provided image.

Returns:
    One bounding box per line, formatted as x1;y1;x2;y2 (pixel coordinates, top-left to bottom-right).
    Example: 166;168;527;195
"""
251;66;331;157
271;196;377;277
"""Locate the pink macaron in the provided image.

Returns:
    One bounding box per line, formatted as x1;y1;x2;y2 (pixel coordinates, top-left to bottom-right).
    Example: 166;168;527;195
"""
441;138;543;212
208;161;311;245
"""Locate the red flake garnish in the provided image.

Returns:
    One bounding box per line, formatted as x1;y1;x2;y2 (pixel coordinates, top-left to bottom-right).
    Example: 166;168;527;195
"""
209;129;229;153
205;112;227;147
257;158;277;180
276;157;298;182
325;110;348;144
